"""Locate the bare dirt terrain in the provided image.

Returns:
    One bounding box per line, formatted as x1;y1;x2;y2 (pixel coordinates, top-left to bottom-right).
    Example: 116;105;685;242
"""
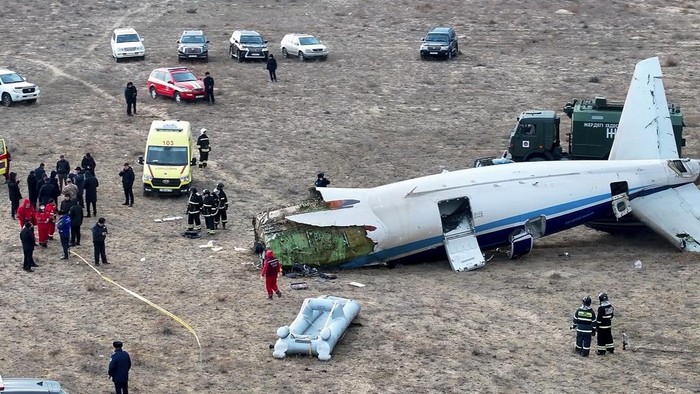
1;0;699;392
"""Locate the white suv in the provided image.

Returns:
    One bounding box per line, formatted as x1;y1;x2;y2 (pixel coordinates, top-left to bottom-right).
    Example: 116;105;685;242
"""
0;69;40;107
229;30;269;62
111;28;145;62
280;34;328;61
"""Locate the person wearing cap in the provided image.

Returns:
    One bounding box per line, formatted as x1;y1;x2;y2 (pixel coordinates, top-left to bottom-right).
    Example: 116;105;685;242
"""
261;249;283;299
196;128;211;169
91;217;109;266
213;182;228;229
56;212;71;260
20;220;37;272
118;163;135;207
56;155;71;191
203;71;215;105
201;189;217;235
125;81;138;116
62;177;78;200
315;172;330;188
108;340;131;394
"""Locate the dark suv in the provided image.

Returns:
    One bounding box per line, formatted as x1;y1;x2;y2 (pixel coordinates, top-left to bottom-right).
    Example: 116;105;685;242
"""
420;27;458;60
177;30;209;62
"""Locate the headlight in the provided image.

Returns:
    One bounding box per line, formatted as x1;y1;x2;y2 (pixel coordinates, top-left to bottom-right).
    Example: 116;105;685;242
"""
420;45;428;50
304;49;313;53
180;175;190;182
143;174;153;181
440;46;449;50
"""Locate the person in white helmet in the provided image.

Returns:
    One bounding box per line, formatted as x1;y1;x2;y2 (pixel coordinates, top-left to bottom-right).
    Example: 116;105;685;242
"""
196;128;211;169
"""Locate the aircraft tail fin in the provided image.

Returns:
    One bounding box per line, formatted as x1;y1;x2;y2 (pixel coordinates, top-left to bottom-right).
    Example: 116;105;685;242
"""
608;57;678;161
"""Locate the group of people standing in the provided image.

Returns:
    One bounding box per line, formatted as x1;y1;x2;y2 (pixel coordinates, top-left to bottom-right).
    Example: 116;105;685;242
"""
7;153;116;271
185;182;228;235
572;292;616;357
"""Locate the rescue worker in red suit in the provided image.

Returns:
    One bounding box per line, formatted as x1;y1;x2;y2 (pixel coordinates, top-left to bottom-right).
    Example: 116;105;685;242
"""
261;249;283;300
35;205;51;247
16;198;36;229
45;199;57;238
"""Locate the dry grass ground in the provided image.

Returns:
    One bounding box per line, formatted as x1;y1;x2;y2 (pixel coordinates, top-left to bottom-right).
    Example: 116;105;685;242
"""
1;0;699;392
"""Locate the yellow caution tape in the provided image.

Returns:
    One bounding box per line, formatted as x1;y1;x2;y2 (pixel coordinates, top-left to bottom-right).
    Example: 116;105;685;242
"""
70;250;202;363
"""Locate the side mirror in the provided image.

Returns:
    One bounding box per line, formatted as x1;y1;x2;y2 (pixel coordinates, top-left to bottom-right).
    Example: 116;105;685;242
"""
138;156;144;165
140;37;145;42
421;37;426;42
206;40;210;44
168;80;174;85
190;158;197;166
177;40;180;43
264;40;268;44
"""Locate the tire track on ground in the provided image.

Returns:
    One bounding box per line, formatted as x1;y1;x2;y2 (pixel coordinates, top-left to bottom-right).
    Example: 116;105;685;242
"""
24;57;168;119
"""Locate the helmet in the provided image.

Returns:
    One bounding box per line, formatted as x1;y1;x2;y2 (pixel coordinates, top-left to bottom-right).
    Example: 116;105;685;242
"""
217;182;224;189
598;292;609;302
200;128;207;135
582;295;592;307
202;189;210;195
190;187;198;194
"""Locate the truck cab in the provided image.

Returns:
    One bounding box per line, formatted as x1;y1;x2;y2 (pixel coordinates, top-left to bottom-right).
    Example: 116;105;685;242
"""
508;110;561;162
138;120;196;196
507;97;685;162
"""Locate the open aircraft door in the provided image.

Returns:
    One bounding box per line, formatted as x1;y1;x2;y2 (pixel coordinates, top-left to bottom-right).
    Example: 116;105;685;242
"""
0;139;8;180
610;181;632;219
439;198;485;271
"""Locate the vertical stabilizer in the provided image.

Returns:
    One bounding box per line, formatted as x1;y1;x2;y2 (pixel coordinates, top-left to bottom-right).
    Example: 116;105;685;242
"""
608;57;678;160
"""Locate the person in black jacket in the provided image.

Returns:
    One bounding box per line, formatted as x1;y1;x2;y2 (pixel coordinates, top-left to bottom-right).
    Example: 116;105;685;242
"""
203;71;215;105
596;292;615;355
38;177;56;207
315;172;331;188
92;217;109;266
27;170;38;208
83;171;99;217
196;128;210;169
201;189;217;235
266;54;277;82
20;221;37;272
49;170;61;202
213;182;228;229
68;202;83;246
125;82;137;116
108;341;131;394
81;154;96;176
7;172;21;219
119;163;135;206
72;166;85;207
186;188;202;232
34;163;46;182
56;155;70;191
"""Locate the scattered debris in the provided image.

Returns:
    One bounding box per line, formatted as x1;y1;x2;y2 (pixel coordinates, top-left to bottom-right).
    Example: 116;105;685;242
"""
319;272;337;280
555;9;574;15
154;216;184;223
622;332;630;350
348;282;365;288
234;247;247;252
290;282;308;290
211;247;223;252
140;257;146;262
199;240;215;248
558;252;570;257
633;260;643;269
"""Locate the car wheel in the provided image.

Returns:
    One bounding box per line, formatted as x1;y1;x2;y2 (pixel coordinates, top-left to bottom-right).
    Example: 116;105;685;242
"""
298;51;305;62
320;56;328;61
141;55;145;61
229;45;235;59
203;55;209;63
150;86;157;99
282;48;289;58
115;56;121;63
447;50;452;60
237;49;243;63
174;92;182;103
2;93;12;107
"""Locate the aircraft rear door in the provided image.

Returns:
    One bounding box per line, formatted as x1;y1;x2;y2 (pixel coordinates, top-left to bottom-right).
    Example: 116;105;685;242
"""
610;181;632;218
0;139;7;180
439;198;485;271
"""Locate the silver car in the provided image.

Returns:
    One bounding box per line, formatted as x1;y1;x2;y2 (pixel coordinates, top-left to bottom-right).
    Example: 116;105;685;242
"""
0;375;69;393
280;33;328;61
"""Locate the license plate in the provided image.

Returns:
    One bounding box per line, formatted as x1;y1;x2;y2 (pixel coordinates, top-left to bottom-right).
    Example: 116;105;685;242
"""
188;55;197;58
160;188;173;192
195;95;204;99
430;52;438;55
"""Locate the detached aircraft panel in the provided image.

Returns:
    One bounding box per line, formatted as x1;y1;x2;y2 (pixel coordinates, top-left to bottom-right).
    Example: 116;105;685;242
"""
631;183;700;251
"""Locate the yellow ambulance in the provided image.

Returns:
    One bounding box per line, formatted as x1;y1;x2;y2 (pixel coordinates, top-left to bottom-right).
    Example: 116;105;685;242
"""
138;120;195;196
0;139;9;181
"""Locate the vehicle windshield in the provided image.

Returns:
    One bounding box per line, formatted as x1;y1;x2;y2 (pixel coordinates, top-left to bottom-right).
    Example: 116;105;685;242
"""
172;72;197;82
299;36;320;45
116;34;140;43
241;35;263;44
146;146;189;166
425;33;449;43
181;35;205;44
0;73;24;84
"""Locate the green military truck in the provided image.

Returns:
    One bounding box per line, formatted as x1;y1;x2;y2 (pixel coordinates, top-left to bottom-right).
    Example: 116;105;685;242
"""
507;97;685;162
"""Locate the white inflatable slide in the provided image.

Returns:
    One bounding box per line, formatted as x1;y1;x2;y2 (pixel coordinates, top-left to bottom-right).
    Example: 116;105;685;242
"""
273;295;361;361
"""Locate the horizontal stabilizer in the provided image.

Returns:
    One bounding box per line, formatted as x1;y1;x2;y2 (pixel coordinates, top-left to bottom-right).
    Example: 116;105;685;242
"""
287;206;375;228
631;183;700;251
316;187;369;202
609;57;678;161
